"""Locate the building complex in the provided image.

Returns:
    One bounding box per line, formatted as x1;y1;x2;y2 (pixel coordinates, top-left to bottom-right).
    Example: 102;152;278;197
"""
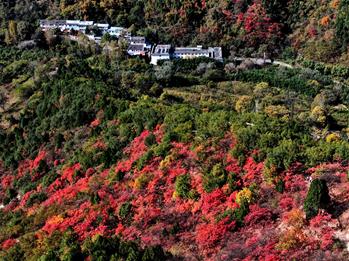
39;20;223;65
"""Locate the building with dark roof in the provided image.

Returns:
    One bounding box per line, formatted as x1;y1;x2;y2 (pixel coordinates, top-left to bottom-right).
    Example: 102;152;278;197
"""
127;44;147;56
127;36;152;56
151;45;172;65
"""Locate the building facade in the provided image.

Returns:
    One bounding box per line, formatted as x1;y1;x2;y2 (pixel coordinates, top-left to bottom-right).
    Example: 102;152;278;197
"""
40;20;94;32
151;45;223;65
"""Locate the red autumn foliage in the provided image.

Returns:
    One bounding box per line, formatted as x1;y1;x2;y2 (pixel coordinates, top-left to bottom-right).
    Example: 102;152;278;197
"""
1;128;348;260
1;238;17;250
1;175;14;189
244;204;273;226
195;218;236;249
30;150;46;172
238;0;281;46
90;118;100;128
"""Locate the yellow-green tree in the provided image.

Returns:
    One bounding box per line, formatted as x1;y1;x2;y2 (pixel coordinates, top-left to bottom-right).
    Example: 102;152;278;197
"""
4;20;18;45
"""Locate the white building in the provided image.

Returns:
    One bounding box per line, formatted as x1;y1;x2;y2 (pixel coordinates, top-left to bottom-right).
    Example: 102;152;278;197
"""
151;45;172;65
127;36;152;56
39;20;66;31
95;23;110;34
128;36;146;45
173;46;223;62
108;27;128;38
150;45;223;65
40;20;93;33
127;44;147;56
66;20;94;32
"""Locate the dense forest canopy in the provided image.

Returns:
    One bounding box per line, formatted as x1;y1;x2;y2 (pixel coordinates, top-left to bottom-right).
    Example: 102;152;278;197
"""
2;0;349;62
1;0;349;260
0;0;323;57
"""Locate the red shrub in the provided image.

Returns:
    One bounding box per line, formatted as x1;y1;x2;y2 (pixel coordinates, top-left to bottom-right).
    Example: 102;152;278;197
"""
196;219;236;248
1;238;17;250
244;204;273;226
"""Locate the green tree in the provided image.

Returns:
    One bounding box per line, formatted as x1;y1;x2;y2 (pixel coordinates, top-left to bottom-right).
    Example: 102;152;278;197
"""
175;174;191;199
304;179;330;219
336;0;349;50
154;61;174;85
0;90;6;110
5;20;18;45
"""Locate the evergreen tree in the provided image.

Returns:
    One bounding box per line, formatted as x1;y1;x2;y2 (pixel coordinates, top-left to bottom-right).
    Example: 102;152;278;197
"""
304;179;330;219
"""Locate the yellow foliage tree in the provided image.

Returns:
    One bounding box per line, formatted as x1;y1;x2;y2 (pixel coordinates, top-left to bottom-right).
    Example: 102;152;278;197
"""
326;133;341;143
236;188;253;205
264;105;290;120
4;20;18;45
310;106;327;125
235;95;254;113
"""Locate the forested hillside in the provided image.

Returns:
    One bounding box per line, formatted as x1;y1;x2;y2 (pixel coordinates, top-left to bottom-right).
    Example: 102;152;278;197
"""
1;0;349;260
1;0;349;61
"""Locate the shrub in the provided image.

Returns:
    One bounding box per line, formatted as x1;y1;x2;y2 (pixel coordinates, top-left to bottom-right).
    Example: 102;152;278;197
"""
233;199;250;226
264;105;289;120
174;174;191;199
235;95;254;113
142;245;166;261
144;133;157;147
119;202;133;221
82;235;118;261
114;170;126;182
275;178;285;193
134;173;152;190
136;150;154;170
326;133;341;143
304;179;330;219
153;140;172;157
276;227;307;250
203;163;228;193
26;192;48;207
310;106;327;126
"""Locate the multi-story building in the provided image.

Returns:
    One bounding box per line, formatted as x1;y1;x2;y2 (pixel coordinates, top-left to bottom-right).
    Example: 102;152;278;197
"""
39;20;94;32
127;36;152;56
173;46;223;62
39;20;66;31
151;45;223;65
150;45;172;65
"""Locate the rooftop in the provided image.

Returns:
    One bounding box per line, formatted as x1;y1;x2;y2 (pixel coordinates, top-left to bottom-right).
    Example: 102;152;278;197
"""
40;20;66;25
128;44;146;52
153;44;171;55
129;36;146;44
96;23;109;28
174;47;210;55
